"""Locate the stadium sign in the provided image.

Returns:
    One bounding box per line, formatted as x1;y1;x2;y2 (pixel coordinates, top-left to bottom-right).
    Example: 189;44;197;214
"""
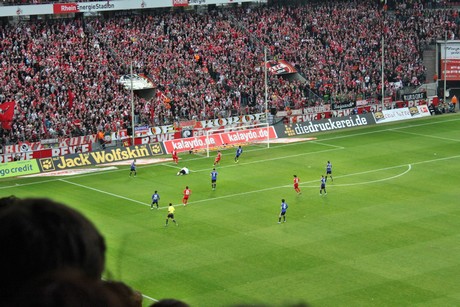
196;113;266;129
53;2;116;14
402;92;427;101
37;143;164;172
275;113;376;137
138;113;266;136
163;127;277;153
0;160;40;179
173;0;189;6
374;106;431;124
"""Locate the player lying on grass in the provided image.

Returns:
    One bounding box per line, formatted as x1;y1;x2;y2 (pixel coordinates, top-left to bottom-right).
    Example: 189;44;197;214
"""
177;167;189;176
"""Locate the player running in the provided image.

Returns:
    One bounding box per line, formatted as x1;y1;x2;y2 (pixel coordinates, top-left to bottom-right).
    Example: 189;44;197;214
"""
214;150;222;166
326;161;333;182
278;199;288;224
293;175;301;194
182;186;191;206
165;203;178;226
234;146;243;163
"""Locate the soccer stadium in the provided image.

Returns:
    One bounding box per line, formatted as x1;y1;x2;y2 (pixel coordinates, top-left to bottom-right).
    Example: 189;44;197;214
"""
1;0;460;306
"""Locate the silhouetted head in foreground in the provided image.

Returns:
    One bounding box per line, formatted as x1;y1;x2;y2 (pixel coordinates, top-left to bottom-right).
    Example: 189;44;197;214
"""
0;197;106;301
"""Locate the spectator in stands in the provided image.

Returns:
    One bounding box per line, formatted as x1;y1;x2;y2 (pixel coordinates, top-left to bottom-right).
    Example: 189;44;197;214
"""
451;94;457;111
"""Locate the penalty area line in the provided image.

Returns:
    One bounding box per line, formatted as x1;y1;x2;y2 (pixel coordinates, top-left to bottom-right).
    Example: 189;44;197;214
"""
59;179;150;208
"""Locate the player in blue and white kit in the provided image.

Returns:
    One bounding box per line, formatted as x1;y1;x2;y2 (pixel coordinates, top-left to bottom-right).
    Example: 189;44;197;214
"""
278;199;288;223
211;168;218;190
151;190;160;210
320;175;327;195
235;146;243;163
129;159;137;177
326;161;333;182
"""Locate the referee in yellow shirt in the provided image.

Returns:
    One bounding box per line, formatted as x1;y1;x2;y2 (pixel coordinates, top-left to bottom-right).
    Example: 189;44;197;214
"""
165;203;178;227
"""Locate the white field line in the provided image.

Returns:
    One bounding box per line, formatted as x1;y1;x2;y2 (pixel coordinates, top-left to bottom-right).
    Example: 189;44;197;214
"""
58;179;150;208
169;164;413;208
56;159;443;210
299;164;412;188
165;138;342;167
101;278;158;303
388;129;460;142
192;146;344;173
141;294;158;303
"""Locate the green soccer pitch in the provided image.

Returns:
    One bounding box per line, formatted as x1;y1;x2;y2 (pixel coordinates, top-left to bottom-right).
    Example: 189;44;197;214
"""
1;114;460;307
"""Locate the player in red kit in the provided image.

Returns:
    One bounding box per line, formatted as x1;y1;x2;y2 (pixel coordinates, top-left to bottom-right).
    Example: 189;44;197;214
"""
172;149;178;164
293;175;301;194
183;186;191;206
214;150;222;166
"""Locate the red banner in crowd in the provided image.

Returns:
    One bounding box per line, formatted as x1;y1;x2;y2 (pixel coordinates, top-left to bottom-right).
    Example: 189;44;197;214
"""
265;60;297;75
0;101;15;130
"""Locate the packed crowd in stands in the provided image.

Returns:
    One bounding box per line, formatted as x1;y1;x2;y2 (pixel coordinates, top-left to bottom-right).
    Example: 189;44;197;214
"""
0;0;459;145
